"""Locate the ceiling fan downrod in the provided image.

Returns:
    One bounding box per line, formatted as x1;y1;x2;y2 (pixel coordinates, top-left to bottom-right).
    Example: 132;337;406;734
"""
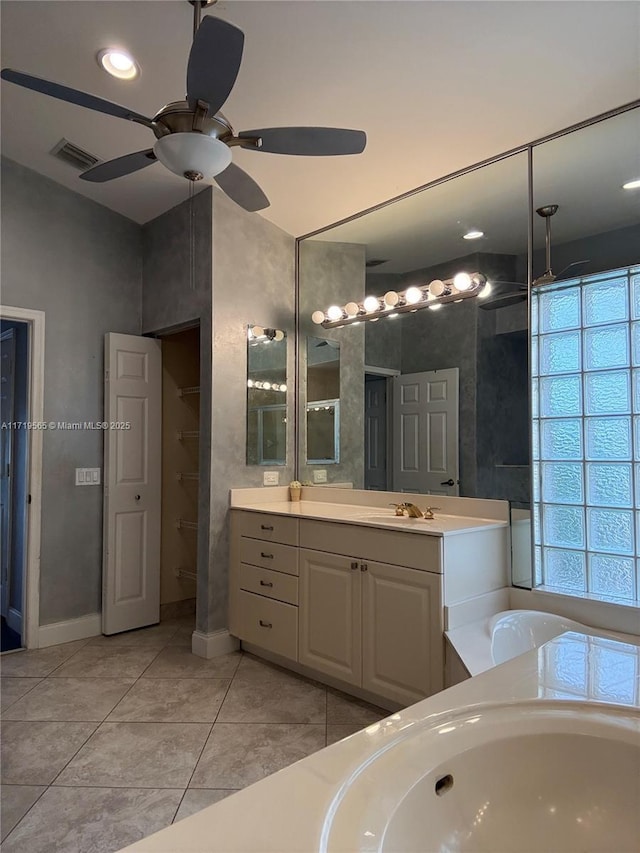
189;0;218;40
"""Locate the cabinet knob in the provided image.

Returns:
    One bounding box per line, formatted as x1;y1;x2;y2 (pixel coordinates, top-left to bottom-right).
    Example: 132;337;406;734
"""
260;580;273;587
259;620;272;628
350;561;359;570
360;563;368;572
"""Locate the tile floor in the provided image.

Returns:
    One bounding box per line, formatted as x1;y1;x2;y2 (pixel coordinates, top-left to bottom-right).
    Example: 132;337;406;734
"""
0;617;387;852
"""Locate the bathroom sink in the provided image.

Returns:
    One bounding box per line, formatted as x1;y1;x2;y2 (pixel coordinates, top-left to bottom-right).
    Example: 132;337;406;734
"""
321;701;640;852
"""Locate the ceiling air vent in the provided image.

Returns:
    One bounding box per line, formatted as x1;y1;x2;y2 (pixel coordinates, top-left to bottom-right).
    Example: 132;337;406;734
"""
50;139;100;171
365;259;389;268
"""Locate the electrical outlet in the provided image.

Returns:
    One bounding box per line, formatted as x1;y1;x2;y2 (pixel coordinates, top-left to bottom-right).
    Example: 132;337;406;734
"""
313;469;327;483
263;471;279;486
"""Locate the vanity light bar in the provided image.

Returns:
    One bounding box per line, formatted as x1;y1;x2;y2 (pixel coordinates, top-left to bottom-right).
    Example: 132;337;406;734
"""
247;380;287;392
312;272;487;329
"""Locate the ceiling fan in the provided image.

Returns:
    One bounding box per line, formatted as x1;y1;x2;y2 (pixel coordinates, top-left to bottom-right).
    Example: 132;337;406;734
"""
479;204;591;310
0;0;367;212
532;204;590;286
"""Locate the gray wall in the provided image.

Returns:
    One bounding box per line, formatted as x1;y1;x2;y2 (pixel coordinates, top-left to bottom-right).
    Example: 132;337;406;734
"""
1;158;142;625
298;240;365;487
207;189;295;633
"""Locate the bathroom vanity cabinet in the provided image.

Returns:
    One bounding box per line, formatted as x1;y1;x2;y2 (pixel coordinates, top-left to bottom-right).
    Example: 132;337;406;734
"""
229;503;508;708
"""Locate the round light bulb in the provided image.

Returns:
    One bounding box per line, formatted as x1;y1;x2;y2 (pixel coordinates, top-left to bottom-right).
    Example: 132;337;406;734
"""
280;384;287;392
273;330;285;342
311;311;326;325
454;272;473;291
98;48;139;80
478;281;493;299
327;305;343;321
247;379;254;388
384;291;399;308
463;229;484;240
405;286;423;305
363;296;380;313
263;382;271;390
345;302;360;318
250;325;264;339
429;279;446;297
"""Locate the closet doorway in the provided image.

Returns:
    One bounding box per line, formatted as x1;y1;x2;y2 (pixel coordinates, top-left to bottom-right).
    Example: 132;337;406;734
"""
159;325;201;617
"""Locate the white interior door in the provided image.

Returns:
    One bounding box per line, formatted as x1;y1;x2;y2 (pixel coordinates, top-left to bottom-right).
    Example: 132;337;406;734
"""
364;377;388;490
0;329;16;620
103;333;162;635
392;368;459;496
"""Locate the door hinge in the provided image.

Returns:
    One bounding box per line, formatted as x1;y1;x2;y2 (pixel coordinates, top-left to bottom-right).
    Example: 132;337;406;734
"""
105;370;110;382
27;493;31;505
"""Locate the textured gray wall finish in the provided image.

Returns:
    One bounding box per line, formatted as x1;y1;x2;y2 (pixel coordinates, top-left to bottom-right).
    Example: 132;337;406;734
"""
1;158;142;625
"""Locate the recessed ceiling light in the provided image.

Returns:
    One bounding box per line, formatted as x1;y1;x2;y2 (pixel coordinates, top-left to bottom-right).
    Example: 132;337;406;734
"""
463;229;484;240
98;48;139;80
622;178;640;190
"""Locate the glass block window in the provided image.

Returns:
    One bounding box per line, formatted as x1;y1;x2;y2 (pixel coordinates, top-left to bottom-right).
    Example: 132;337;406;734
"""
532;267;640;603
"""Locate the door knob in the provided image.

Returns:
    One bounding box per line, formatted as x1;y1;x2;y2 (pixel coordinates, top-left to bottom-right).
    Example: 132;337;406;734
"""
134;494;141;501
440;479;455;487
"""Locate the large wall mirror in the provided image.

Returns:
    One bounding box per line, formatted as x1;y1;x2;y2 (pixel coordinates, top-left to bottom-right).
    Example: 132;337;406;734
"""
527;105;640;596
246;325;287;466
297;151;530;502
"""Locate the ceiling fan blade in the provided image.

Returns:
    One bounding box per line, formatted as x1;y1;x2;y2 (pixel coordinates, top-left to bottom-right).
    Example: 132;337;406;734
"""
80;150;157;183
0;68;152;125
214;162;269;212
556;260;590;280
238;127;367;156
186;16;244;116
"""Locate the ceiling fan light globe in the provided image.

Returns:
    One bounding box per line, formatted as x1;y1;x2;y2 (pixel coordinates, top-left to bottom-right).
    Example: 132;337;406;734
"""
153;133;232;180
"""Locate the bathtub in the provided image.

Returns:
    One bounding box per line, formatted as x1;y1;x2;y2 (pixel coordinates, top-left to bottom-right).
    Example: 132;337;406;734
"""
446;609;640;677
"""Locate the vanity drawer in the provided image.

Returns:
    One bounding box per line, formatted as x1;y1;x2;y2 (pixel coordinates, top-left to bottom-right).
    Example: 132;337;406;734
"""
239;512;299;546
240;563;299;605
300;520;442;573
239;538;299;576
237;590;298;660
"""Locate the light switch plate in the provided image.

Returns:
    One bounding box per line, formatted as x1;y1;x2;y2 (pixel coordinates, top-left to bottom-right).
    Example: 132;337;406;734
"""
313;469;328;483
263;471;279;486
76;467;101;486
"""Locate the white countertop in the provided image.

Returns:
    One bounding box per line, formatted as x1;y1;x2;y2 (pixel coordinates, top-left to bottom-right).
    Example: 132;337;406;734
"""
118;632;640;853
230;499;507;537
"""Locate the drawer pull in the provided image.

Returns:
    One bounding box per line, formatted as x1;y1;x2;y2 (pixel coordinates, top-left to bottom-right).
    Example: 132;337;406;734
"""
260;580;274;587
260;552;274;559
350;561;359;571
259;619;273;628
360;563;368;572
260;524;274;531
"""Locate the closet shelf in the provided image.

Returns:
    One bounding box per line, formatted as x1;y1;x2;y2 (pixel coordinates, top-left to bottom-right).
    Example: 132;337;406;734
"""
176;472;199;481
176;519;198;531
178;385;200;397
175;568;197;581
177;430;200;440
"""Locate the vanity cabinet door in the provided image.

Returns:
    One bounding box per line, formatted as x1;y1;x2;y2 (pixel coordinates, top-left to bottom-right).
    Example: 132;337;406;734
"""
299;549;361;686
362;561;443;706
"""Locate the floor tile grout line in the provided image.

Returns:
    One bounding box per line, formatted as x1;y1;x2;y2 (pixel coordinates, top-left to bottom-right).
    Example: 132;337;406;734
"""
0;677;46;714
1;784;48;845
175;650;245;816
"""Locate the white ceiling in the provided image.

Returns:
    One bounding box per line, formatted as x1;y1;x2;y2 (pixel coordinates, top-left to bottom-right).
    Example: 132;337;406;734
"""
1;1;639;237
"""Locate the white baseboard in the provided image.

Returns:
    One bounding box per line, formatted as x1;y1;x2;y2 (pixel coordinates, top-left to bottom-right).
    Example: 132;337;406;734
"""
38;612;102;648
192;629;240;659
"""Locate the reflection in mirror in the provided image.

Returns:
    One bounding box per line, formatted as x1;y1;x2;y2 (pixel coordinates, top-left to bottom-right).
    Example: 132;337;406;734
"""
526;105;640;598
306;337;340;463
246;325;287;466
298;151;530;500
